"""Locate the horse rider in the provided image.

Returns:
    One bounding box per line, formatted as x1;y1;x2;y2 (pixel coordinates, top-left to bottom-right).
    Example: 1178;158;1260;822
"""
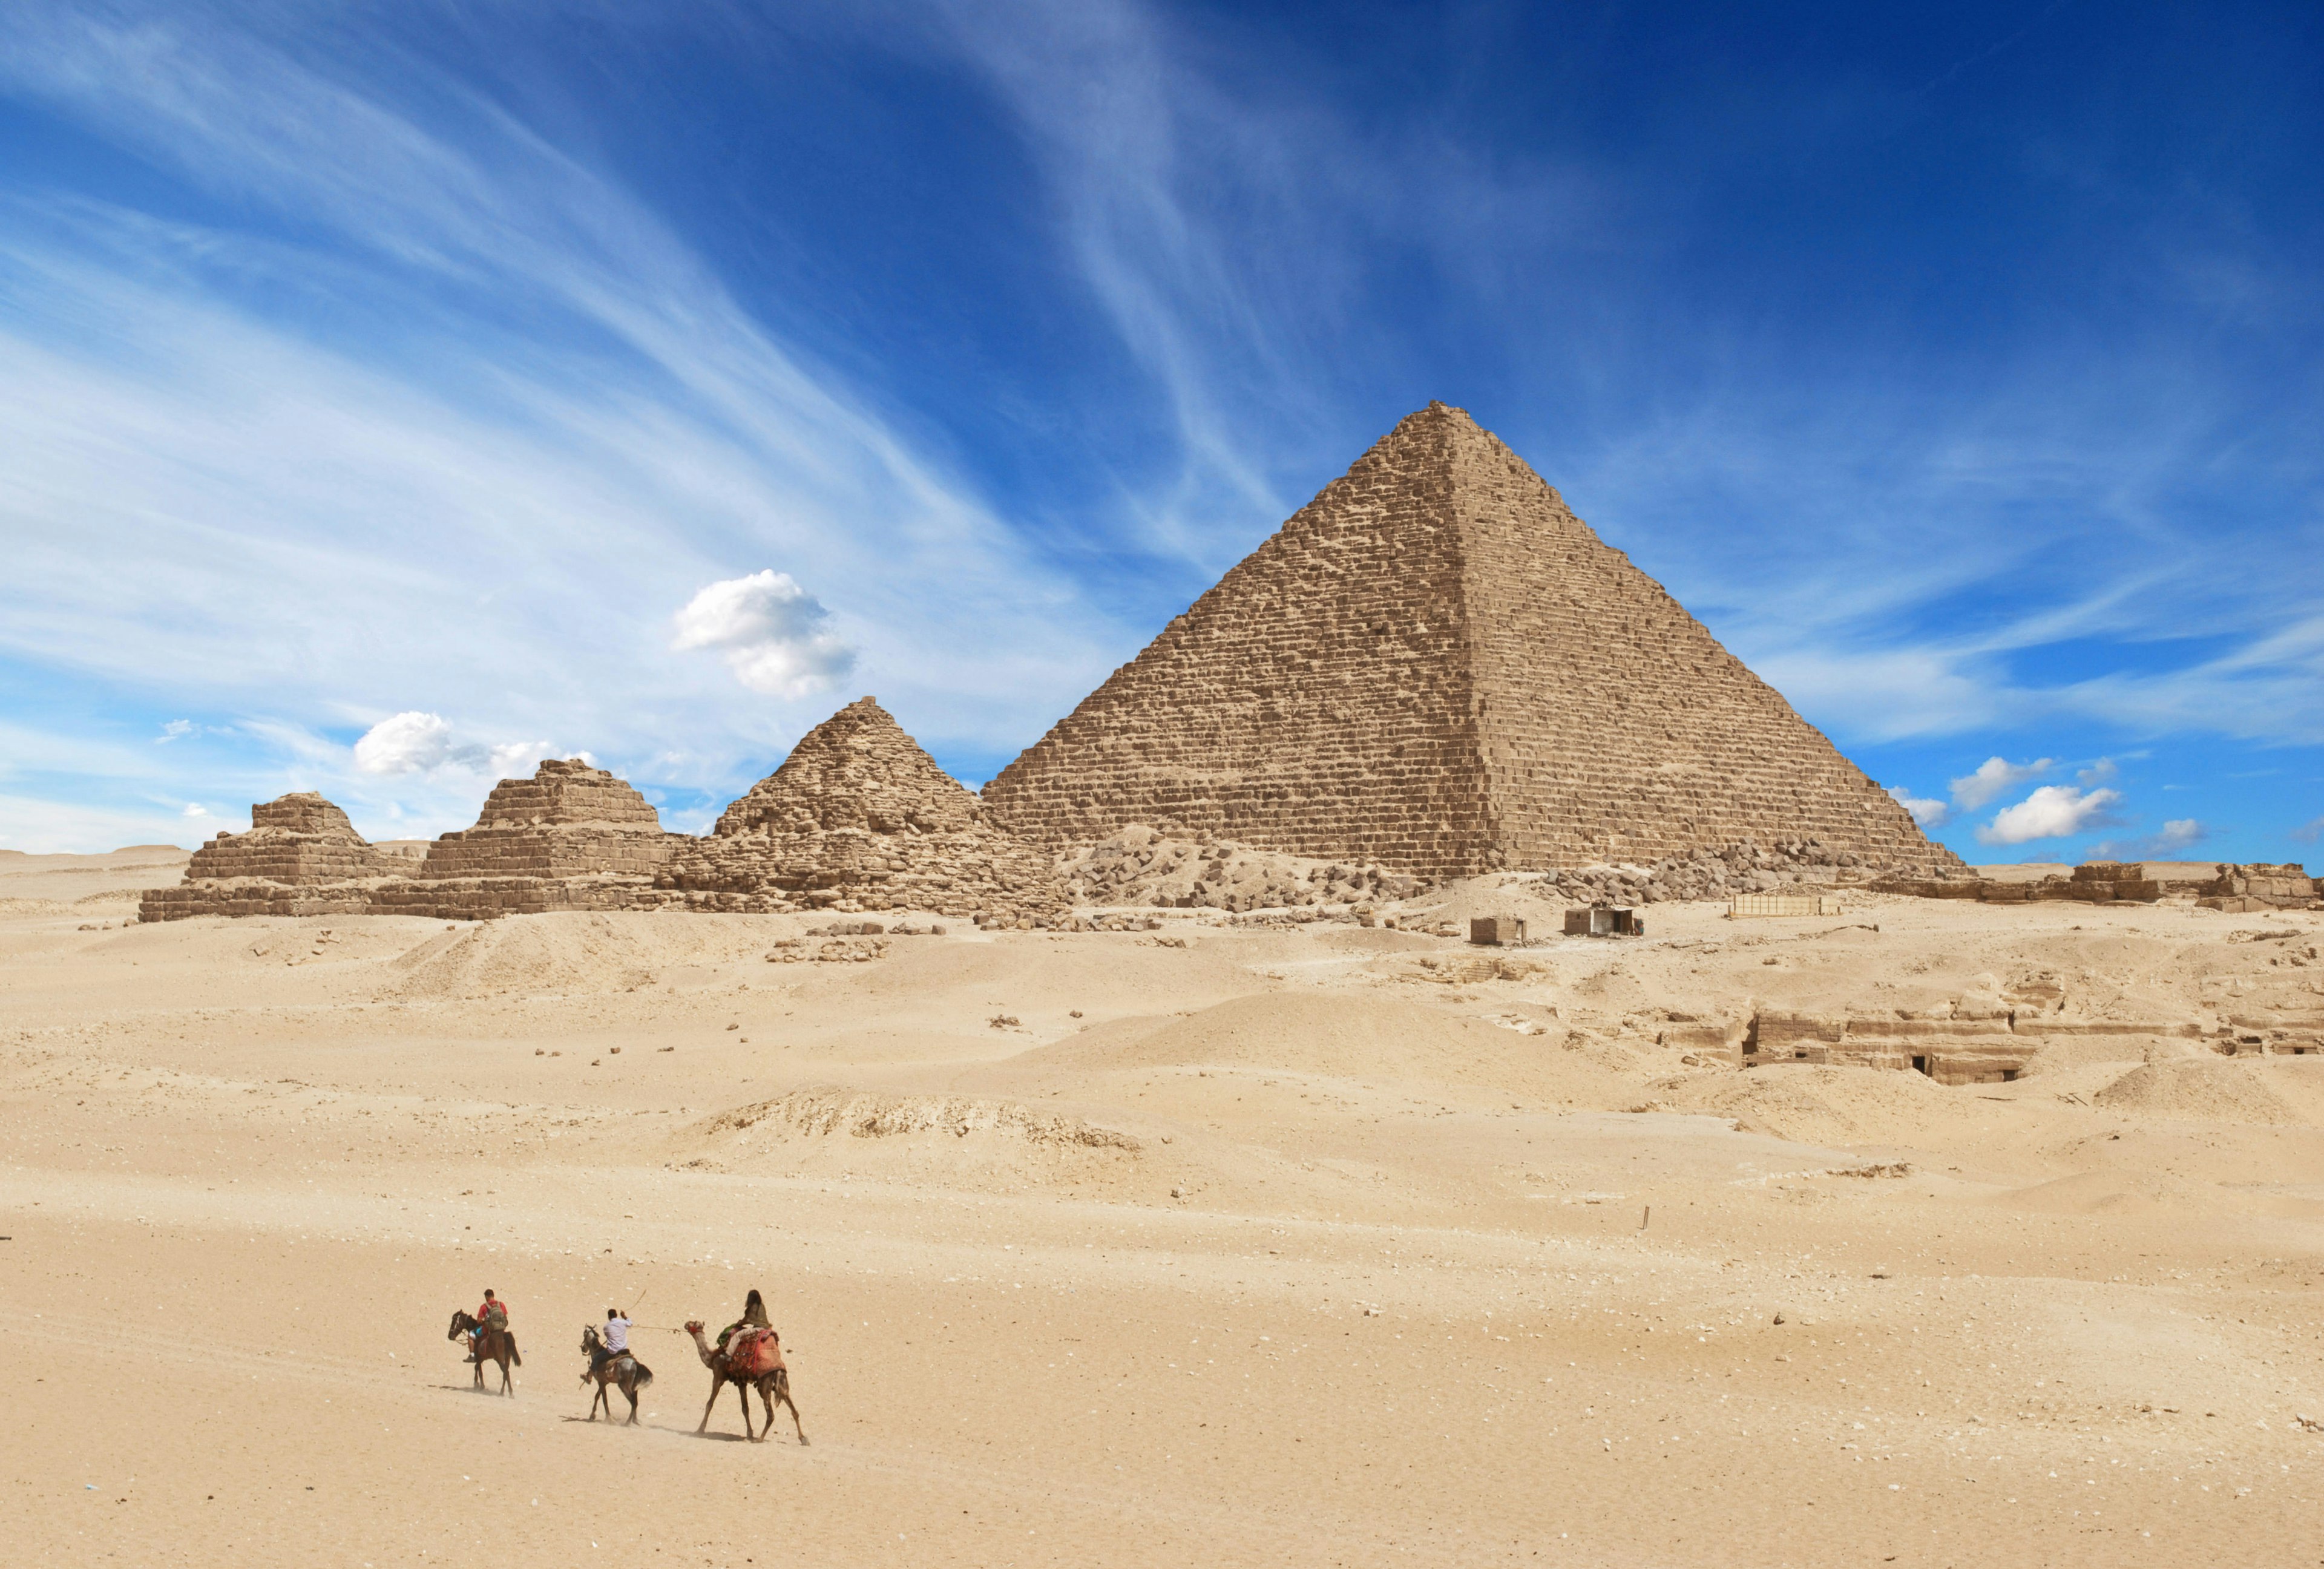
468;1288;509;1361
595;1306;634;1373
717;1288;771;1358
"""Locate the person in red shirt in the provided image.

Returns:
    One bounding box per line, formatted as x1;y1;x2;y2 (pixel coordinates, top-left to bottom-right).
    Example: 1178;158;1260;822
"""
467;1288;508;1360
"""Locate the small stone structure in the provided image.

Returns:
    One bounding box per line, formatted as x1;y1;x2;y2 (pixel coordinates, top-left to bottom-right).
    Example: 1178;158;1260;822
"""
1879;860;2318;909
658;697;1065;920
140;792;391;920
143;762;686;922
983;402;1964;881
2198;863;2319;912
370;759;683;919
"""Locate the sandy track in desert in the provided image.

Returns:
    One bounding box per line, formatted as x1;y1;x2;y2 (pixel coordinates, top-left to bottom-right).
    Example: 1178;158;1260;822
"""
7;851;2324;1565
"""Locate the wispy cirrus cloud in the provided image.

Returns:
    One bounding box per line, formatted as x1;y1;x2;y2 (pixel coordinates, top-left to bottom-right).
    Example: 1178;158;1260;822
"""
0;0;1118;840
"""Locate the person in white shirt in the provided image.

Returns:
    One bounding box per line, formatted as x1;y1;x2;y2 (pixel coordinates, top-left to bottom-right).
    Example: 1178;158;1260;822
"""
603;1308;631;1359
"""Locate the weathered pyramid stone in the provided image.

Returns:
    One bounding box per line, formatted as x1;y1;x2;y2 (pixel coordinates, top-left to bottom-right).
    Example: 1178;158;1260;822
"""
982;402;1966;880
661;697;1064;919
140;792;391;920
371;759;686;919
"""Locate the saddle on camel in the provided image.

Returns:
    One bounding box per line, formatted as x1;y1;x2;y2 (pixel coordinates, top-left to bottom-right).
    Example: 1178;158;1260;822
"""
686;1288;807;1444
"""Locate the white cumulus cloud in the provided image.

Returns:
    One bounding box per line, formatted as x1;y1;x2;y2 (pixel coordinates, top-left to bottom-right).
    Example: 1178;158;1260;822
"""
353;712;555;779
1950;756;2055;810
672;571;856;700
2092;818;2213;859
2290;814;2323;845
2153;817;2207;852
1975;784;2125;845
1886;785;1950;828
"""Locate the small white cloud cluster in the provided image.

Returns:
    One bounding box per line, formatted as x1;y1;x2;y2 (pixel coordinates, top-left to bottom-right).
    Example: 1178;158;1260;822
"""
1896;755;2145;847
1886;785;1950;828
1950;756;2055;810
672;570;856;699
1975;784;2124;845
2152;817;2207;852
352;711;556;779
2294;815;2324;845
2090;817;2211;860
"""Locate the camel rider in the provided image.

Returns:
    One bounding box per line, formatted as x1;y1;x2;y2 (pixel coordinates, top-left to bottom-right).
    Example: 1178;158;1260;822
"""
716;1288;771;1359
468;1288;508;1361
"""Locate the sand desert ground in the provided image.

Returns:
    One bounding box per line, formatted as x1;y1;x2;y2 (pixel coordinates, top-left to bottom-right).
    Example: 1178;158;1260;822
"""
8;847;2324;1567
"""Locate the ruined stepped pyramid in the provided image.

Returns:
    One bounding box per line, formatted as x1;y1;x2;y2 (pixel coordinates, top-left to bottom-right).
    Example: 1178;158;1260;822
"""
140;792;392;920
370;758;685;919
661;696;1064;919
983;402;1966;879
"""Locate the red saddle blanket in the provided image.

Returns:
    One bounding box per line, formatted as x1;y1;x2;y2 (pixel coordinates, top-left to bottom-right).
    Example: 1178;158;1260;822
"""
726;1328;782;1378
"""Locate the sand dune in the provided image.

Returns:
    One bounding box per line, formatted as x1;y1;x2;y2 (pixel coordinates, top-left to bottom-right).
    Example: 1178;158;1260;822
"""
9;866;2324;1566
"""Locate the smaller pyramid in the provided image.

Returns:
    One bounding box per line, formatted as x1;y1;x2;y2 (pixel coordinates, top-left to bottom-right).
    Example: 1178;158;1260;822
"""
140;792;390;921
371;759;685;919
411;759;678;880
662;697;1063;918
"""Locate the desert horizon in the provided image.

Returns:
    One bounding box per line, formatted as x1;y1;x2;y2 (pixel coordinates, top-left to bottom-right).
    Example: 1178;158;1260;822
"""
11;832;2324;1566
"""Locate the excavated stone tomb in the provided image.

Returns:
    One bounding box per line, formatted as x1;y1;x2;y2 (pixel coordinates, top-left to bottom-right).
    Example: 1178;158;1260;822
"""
982;402;1964;882
1727;974;2213;1086
659;696;1066;921
140;793;394;920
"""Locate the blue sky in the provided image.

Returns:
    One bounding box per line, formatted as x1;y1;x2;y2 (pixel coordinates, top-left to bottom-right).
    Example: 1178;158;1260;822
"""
1;1;2317;867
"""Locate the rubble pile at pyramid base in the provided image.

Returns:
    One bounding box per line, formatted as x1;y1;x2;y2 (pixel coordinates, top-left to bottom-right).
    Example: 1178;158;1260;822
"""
658;697;1066;921
1532;837;1929;907
140;793;395;921
367;876;671;920
1060;825;1428;914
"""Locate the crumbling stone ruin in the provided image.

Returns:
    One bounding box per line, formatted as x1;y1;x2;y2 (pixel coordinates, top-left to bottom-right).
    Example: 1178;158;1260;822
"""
370;759;683;919
982;402;1964;882
1876;860;2319;910
140;792;392;920
1060;825;1426;914
2199;863;2320;912
658;697;1065;920
142;762;686;922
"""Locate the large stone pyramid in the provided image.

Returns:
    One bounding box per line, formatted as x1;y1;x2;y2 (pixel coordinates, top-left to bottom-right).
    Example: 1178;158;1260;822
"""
661;696;1063;917
983;402;1964;879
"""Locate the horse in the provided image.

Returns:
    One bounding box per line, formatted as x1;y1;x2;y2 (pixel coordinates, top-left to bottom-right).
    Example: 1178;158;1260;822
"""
579;1325;654;1425
448;1309;520;1396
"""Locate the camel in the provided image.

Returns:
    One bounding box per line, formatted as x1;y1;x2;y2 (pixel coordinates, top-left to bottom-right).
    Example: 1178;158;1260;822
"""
448;1309;520;1396
684;1319;807;1444
579;1325;654;1425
